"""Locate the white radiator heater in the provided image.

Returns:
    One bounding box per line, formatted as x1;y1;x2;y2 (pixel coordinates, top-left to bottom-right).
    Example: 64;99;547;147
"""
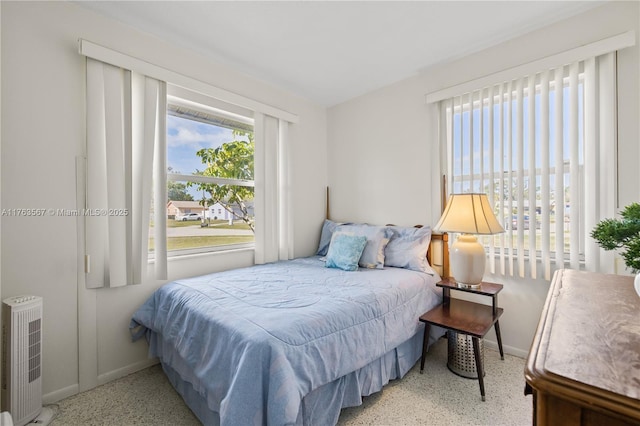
2;296;43;426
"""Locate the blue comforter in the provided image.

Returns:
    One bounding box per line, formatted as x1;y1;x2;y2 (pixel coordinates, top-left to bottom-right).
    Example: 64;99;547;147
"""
130;256;442;425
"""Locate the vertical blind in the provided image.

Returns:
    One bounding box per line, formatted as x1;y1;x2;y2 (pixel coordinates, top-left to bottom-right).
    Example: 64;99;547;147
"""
85;58;167;288
254;113;294;264
439;52;617;280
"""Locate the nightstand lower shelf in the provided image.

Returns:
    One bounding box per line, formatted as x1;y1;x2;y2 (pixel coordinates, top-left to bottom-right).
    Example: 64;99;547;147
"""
419;298;504;401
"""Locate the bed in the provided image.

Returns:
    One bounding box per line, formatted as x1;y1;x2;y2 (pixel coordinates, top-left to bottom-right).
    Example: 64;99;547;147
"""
130;223;449;425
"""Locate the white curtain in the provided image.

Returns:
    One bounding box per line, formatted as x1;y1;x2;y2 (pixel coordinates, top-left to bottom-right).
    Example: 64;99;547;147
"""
254;113;293;264
85;58;167;288
440;52;617;280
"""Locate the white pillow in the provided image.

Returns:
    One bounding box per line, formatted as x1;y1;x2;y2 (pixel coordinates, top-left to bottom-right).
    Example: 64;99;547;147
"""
316;219;342;256
384;226;435;275
338;224;392;269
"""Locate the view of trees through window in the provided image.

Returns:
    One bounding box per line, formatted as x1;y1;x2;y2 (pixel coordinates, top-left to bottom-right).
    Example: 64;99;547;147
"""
151;101;255;255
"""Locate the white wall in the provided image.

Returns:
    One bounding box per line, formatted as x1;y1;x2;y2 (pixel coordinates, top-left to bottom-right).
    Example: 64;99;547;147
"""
328;1;640;357
0;0;3;392
1;1;327;400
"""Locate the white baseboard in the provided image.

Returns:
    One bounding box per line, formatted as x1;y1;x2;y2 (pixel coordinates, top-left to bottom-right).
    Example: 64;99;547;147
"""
483;339;528;358
43;383;79;405
97;358;159;386
43;358;159;404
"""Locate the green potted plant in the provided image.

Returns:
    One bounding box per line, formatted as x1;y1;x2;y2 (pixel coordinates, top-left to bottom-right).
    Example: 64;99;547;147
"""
591;202;640;296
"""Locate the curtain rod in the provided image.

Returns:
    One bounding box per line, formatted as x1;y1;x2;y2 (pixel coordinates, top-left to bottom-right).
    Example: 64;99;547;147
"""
425;30;635;104
78;39;299;124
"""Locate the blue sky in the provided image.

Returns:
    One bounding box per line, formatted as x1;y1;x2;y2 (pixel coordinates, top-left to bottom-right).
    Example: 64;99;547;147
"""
451;85;584;196
167;115;233;175
167;115;251;199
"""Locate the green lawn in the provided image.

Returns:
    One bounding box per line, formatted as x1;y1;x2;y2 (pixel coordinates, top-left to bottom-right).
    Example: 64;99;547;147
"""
153;219;252;230
166;220;202;228
167;235;254;250
148;219;254;251
210;222;252;231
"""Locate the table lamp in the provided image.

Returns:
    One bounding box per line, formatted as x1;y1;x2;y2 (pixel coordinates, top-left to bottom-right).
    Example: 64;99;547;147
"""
433;193;504;288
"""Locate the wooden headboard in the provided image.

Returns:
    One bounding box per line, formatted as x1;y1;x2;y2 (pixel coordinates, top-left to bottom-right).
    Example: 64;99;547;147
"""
428;232;449;278
324;187;450;278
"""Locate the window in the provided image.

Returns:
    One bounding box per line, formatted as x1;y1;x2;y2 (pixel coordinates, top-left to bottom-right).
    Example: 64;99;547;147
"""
82;39;297;286
440;53;617;279
156;89;256;257
447;74;581;256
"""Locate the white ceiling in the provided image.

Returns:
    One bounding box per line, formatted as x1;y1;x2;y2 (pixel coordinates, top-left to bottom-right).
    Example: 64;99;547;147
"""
77;1;604;107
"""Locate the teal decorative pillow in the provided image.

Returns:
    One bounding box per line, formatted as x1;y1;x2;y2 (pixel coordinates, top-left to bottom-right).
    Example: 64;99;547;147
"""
325;232;367;271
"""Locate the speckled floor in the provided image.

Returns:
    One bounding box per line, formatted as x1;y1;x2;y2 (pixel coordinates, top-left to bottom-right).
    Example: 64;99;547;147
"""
49;338;532;425
338;338;532;426
49;364;200;426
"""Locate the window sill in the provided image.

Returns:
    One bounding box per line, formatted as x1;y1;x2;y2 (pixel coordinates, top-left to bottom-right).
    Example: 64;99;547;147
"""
148;246;255;282
166;245;255;263
147;243;255;263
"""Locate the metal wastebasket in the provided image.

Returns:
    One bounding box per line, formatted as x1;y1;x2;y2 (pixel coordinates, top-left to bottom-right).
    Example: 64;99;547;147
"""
447;331;485;378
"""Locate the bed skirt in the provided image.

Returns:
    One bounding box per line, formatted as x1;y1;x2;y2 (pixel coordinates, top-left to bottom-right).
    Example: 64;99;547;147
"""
159;323;444;426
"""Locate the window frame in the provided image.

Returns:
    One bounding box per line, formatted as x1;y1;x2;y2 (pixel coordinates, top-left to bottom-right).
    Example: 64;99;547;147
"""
162;89;256;258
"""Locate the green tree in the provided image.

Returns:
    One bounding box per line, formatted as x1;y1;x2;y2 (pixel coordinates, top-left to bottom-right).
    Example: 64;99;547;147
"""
193;131;255;232
167;181;194;202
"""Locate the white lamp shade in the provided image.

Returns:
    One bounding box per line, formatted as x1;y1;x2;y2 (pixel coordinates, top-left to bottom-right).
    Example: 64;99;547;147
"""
433;193;504;235
434;193;504;287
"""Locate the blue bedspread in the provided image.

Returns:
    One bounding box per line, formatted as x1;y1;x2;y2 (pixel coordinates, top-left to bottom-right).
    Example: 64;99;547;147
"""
130;256;442;425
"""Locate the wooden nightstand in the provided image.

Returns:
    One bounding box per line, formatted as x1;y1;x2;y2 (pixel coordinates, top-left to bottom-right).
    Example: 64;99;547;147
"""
419;278;504;401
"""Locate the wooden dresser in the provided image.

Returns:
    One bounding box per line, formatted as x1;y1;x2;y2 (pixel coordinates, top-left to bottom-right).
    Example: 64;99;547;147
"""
525;269;640;426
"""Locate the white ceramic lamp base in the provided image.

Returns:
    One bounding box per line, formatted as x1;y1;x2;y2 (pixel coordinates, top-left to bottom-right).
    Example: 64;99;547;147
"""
450;234;486;288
